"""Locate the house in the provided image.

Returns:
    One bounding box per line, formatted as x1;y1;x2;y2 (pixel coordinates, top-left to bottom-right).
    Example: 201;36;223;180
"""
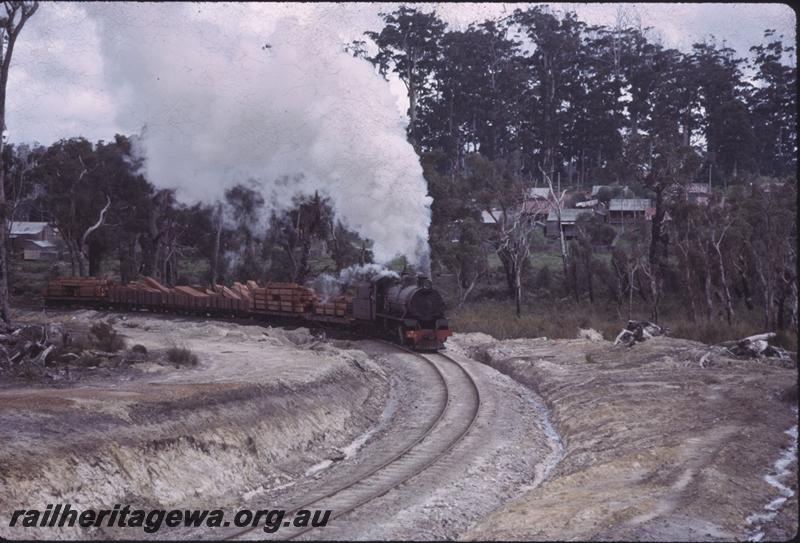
8;221;61;260
545;208;594;239
521;198;559;226
522;186;562;225
481;209;505;227
575;198;597;208
607;199;652;226
526;187;553;200
686;183;711;206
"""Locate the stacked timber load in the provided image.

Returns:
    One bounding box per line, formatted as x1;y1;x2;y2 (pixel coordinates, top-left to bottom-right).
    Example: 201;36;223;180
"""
173;285;209;297
44;277;111;298
314;294;352;317
109;275;169;306
252;282;315;313
117;276;255;312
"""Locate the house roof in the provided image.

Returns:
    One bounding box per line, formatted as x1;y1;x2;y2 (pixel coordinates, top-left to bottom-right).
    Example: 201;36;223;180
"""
546;208;592;223
686;183;710;194
9;221;49;236
481;210;503;224
521;199;557;215
526;187;552;199
609;198;651;211
25;240;57;249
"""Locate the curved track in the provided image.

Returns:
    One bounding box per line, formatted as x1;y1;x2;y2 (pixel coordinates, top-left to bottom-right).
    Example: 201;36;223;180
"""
224;343;481;541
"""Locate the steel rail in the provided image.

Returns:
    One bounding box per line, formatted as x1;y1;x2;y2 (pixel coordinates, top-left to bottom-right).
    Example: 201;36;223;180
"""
224;342;481;541
223;341;451;540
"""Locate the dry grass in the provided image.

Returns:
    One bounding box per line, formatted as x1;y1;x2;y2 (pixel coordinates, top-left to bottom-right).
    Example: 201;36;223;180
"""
668;319;797;351
89;322;126;353
449;301;621;341
450;299;798;351
166;343;199;367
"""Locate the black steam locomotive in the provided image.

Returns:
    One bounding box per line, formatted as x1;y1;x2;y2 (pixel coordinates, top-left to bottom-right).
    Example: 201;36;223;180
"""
353;274;451;350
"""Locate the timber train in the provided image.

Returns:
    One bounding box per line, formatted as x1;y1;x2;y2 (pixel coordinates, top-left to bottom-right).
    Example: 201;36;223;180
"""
43;274;452;351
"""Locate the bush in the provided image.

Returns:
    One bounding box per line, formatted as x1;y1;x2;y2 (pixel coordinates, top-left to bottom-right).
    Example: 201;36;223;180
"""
76;352;101;367
166;344;199;367
779;384;798;404
89;322;126;353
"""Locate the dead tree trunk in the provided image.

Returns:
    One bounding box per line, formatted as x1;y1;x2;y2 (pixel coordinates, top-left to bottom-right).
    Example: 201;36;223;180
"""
711;220;734;325
0;1;40;324
627;261;639;321
541;167;569;281
676;241;697;322
211;202;223;285
78;195;111;277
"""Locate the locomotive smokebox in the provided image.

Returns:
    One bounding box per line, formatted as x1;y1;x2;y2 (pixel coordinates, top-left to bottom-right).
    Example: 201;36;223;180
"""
385;277;445;322
406;287;445;321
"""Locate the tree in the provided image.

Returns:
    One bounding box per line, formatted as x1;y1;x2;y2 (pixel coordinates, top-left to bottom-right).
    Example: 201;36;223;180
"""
434;218;488;307
328;219;371;272
0;0;38;324
364;6;446;144
514;7;584;180
267;192;332;284
95;135;153;280
468;153;534;316
748;31;797;177
32;138;113;276
224;182;266;281
419;21;526;169
2;142;44;224
690;39;753;180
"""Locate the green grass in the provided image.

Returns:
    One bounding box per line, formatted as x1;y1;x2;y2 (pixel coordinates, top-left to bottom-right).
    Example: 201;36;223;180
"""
528;251;565;274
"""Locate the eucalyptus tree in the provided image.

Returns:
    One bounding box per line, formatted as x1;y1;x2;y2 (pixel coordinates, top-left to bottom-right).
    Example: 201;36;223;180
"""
0;0;38;323
748;30;797;178
363;6;446;144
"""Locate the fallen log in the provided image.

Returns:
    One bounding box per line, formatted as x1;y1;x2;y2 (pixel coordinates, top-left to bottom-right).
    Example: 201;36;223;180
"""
613;320;669;346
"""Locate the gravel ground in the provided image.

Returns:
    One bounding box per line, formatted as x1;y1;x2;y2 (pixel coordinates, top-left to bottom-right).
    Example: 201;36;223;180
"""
456;333;798;541
0;311;390;540
6;309;791;541
317;348;560;541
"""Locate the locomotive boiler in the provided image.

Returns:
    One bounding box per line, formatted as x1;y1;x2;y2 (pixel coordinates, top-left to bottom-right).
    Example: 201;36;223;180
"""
352;274;451;350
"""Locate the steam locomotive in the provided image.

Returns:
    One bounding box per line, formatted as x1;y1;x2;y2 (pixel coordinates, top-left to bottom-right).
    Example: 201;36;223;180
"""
354;274;451;351
43;273;452;351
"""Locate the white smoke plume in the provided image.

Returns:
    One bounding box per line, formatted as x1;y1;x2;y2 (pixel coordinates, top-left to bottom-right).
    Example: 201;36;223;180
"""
307;264;400;302
87;3;432;267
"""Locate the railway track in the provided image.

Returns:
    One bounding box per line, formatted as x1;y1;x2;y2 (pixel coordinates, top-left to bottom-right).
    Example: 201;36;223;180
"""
224;343;482;541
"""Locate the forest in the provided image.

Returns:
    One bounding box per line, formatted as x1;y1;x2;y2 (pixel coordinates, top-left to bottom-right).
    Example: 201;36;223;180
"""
2;5;797;345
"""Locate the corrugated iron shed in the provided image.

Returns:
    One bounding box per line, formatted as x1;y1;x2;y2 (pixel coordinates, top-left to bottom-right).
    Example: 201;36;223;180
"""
546;208;592;223
9;221;49;236
609;198;651;211
526;187;552;199
686;183;711;194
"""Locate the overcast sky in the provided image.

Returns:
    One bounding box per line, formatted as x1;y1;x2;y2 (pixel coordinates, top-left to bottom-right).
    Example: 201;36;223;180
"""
8;2;796;146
